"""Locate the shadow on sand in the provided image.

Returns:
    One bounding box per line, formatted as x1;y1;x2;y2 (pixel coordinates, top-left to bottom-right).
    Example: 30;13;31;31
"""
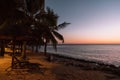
5;62;47;77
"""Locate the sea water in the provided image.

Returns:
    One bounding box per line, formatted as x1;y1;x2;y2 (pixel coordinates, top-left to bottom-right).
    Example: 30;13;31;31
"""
39;44;120;67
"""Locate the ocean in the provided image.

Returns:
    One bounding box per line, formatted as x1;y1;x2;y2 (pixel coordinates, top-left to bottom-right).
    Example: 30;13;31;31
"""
39;44;120;67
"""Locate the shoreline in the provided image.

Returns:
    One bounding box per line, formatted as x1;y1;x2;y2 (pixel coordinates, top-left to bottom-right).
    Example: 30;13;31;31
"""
0;51;120;80
47;52;120;76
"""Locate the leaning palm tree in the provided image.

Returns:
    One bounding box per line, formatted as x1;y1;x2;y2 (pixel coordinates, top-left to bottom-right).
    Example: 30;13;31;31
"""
36;7;70;54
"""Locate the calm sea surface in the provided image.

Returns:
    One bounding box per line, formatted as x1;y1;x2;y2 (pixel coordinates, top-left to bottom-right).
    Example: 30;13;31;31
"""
40;44;120;67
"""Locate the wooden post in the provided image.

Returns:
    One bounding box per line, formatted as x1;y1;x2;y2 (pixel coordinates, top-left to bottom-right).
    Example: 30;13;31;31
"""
0;40;5;57
12;39;15;69
21;41;27;60
44;39;47;55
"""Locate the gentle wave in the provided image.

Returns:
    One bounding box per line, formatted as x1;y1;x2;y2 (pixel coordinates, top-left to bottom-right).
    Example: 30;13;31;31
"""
39;44;120;67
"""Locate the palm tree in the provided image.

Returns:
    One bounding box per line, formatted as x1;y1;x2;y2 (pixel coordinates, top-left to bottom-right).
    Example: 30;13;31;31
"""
35;7;70;54
24;0;45;52
0;0;45;67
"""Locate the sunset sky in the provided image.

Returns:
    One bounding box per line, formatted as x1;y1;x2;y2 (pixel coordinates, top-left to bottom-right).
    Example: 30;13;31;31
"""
46;0;120;44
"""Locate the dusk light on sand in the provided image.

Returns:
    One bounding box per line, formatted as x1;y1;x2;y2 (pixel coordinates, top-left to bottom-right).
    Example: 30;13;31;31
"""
1;0;120;80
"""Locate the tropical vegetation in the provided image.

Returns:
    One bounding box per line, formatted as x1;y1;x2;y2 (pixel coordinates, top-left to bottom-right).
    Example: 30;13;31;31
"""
0;0;70;68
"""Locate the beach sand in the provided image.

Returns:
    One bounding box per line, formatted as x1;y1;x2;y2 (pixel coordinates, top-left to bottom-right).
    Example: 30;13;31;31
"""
0;51;120;80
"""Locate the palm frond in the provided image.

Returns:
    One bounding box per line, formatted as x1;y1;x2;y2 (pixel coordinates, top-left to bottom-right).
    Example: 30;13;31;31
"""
56;22;70;30
46;7;58;26
46;30;58;51
52;31;64;43
51;37;57;51
26;0;44;14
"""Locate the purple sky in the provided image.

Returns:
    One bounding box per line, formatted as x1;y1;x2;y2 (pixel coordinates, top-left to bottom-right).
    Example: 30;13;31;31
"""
46;0;120;44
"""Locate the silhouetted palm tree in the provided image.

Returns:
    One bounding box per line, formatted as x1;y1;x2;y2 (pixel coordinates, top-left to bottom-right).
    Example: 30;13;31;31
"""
24;0;45;52
0;0;44;67
0;0;69;66
36;7;70;54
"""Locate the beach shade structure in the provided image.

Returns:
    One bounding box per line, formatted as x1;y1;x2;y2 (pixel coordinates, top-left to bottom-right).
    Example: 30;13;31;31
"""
0;33;33;68
0;0;46;69
0;21;33;68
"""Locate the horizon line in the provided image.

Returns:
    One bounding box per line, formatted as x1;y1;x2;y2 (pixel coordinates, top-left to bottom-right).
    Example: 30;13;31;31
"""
49;42;120;45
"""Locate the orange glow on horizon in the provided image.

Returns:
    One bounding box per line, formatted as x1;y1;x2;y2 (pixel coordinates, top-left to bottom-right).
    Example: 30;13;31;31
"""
64;38;120;44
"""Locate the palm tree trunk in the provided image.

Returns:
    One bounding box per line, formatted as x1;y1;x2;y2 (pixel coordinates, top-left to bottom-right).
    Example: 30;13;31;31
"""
44;40;47;55
20;43;22;53
35;44;39;52
31;45;34;52
12;38;15;69
21;41;27;60
0;40;5;57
